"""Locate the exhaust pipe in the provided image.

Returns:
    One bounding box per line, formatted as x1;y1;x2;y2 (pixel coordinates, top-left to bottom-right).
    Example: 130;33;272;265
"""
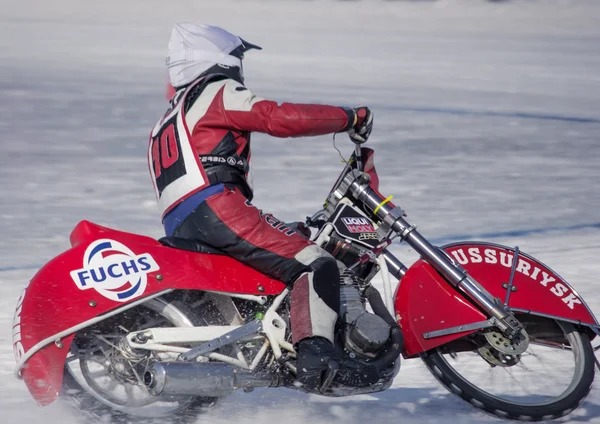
144;362;276;397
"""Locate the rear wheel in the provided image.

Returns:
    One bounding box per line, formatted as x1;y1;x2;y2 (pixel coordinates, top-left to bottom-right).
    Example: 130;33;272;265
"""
421;319;595;421
62;294;221;423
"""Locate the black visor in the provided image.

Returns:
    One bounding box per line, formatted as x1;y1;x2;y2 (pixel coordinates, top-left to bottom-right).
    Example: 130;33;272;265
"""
240;38;262;52
230;39;262;60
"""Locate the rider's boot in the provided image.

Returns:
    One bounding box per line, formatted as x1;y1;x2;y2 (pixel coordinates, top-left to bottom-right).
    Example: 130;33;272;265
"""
295;337;337;389
295;339;380;390
290;271;338;390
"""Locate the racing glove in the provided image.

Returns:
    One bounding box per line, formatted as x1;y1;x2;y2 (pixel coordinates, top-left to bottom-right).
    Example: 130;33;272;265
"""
348;106;373;144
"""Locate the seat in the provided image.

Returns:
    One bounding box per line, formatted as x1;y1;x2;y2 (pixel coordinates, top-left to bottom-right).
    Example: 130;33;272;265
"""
158;236;225;255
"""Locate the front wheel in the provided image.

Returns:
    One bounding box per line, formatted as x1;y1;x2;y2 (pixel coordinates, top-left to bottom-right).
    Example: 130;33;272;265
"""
421;319;595;421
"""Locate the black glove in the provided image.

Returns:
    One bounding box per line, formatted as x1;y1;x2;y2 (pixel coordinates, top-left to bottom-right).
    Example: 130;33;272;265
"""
348;106;373;144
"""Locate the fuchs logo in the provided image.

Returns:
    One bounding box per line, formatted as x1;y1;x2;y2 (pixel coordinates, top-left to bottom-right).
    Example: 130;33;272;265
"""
342;217;376;234
70;239;159;302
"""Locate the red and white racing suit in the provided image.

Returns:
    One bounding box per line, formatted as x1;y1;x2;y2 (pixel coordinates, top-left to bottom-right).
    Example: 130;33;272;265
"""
148;74;353;343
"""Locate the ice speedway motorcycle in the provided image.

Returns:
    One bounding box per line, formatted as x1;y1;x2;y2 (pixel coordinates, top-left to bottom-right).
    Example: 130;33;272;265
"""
12;134;600;423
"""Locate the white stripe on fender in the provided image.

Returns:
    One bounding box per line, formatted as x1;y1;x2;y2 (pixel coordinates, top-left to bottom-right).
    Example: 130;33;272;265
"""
14;290;172;379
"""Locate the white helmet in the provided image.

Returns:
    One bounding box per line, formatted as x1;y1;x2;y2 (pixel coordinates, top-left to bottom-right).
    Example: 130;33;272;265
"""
167;22;261;88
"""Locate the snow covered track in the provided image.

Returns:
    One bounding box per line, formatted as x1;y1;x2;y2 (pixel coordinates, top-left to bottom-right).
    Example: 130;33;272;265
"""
2;0;600;422
378;104;600;124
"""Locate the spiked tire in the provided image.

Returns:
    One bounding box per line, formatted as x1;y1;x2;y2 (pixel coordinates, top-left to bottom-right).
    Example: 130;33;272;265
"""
61;295;221;423
421;322;595;421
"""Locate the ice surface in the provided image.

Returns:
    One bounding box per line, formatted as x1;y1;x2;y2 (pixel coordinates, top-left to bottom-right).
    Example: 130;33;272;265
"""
1;0;599;422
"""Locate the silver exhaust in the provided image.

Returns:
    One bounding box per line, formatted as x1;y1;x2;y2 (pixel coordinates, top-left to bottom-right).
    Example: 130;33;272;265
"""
144;362;276;397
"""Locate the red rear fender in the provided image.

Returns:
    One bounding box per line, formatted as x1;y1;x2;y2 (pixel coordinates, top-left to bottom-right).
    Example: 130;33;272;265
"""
15;221;285;405
396;242;599;358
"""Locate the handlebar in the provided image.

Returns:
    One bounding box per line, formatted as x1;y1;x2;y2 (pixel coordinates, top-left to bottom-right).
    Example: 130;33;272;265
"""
354;143;363;171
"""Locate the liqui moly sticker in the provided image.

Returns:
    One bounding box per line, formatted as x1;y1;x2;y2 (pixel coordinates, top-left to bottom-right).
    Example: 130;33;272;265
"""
70;239;159;302
341;217;376;234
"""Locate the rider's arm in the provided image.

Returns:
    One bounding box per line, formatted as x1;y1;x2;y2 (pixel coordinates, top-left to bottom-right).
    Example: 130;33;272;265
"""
219;80;355;138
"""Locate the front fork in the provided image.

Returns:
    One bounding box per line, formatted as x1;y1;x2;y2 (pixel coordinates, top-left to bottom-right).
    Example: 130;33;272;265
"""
339;170;524;340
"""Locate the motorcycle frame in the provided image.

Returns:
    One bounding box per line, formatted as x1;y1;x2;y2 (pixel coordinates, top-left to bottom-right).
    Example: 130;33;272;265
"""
13;145;600;406
15;184;600;370
76;222;398;378
119;225;401;371
124;289;296;372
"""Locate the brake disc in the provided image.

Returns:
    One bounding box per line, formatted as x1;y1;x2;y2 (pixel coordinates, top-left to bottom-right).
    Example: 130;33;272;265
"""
478;345;520;367
484;329;529;355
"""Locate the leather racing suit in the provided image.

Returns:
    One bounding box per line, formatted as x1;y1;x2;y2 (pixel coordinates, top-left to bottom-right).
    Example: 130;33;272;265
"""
148;73;354;375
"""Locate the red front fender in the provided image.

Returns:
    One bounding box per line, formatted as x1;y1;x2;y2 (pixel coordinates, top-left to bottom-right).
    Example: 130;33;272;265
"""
395;242;599;358
14;220;285;406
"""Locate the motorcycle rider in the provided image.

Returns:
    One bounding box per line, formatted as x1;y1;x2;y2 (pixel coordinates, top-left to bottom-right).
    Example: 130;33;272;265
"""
149;23;375;390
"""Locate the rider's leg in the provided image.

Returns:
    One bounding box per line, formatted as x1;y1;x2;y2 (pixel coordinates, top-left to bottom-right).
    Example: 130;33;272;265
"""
289;246;339;344
172;185;340;389
289;248;340;388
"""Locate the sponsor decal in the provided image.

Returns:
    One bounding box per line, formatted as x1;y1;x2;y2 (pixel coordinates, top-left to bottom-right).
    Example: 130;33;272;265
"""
70;239;159;302
12;283;29;362
450;247;583;310
359;232;379;241
244;200;296;236
200;156;245;168
341;217;376;234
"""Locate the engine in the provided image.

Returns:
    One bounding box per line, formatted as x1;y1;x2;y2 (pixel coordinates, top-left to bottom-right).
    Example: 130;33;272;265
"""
339;282;391;357
312;204;395;358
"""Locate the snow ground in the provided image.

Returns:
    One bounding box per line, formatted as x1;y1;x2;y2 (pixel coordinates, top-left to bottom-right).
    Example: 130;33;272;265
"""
1;0;599;422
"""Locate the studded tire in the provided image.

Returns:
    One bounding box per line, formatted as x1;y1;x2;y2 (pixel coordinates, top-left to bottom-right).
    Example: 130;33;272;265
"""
421;322;595;421
61;294;221;424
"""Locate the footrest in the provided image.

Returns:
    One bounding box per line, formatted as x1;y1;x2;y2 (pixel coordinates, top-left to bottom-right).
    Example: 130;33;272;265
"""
319;361;339;393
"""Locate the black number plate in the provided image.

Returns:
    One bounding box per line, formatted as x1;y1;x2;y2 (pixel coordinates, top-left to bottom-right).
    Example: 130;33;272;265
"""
330;204;381;248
